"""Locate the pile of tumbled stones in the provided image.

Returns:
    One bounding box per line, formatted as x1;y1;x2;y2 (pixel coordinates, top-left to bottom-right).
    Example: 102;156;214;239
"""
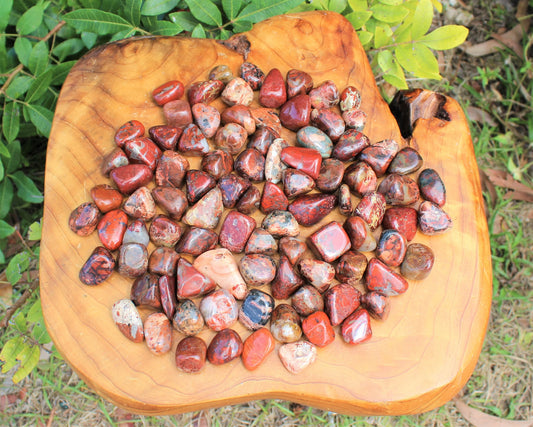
69;62;452;375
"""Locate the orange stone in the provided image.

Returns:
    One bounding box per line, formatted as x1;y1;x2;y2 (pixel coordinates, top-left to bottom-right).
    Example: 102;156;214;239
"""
241;327;276;371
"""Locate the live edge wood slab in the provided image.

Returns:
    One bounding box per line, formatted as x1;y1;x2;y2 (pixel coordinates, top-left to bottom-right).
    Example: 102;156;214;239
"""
40;11;492;416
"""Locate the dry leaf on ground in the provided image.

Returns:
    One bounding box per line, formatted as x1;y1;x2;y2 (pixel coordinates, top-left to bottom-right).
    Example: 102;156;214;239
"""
453;398;533;427
484;169;533;202
467;106;497;126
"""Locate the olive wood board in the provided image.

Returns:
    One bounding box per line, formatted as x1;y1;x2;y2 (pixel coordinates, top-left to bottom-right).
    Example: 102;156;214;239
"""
40;11;492;416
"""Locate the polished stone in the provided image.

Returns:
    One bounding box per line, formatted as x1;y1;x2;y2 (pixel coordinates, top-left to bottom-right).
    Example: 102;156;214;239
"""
296;126;333;158
111;299;143;342
310;108;345;142
124;136;162;171
122;220;149;246
219;174;251;208
343;215;376;252
400;243;435;280
360;291;390;320
90;185;122;214
236;185;261;215
308;221;351;262
144;312;172;355
316;158;344;193
117;242;148;278
364;258;408;296
343;161;377;197
79;246;115;286
388;147;423;175
149;125;182;151
123;186;156;221
309;80;339;109
338;183;352;216
262;210;300;238
280;146;322;180
239;254;276;287
201;149;234;180
241;327;275;371
186;169;217;204
221;104;256;134
172;299;204;336
324;283;361;326
359;139;399;176
235;148;265;182
200;289;239;331
115;120;145;148
214;123;248;155
239;289;275;330
183;187;223;229
271;256;304;300
187;79;224;105
191;102;220;138
177;258;217;299
339;86;361;111
219;211;256;253
151;186;188;220
418;168;446;207
279;94;311;131
149;215;185;247
175;227;218;256
382;207;418;241
259;68;286;108
245;228;278;255
69;202;100;236
175;336;207;373
302;311;335;347
377;173;420;205
298;258;335;293
291;285;324;316
178;123;210;156
240;62;265;90
341;309;372;345
332;129;370;161
148;246;179;276
159;275;177;320
131;273;161;309
376;229;407;267
418;201;452;235
288;193;337;226
354;191;386;230
221;77;254;106
278;341;316;374
152;80;184;106
163;99;192;128
155;150;189;188
264;138;288;183
207;329;243;365
270;304;302;343
97;209;127;250
101;147;129;176
286;69;313;98
278;237;307;265
335;250;368;285
283;168;315;198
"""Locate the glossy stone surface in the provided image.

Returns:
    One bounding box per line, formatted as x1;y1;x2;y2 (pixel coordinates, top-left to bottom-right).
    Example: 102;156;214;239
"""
175;336;207;373
149;245;179;276
240;62;265;90
177;258;217;299
194;248;248;299
286;69;313;98
214;123;248;155
219;174;251;208
221;77;253;106
200;289;238;332
175;227;218;256
149;215;185;247
191;103;220;138
382;207;418;241
341;309;372;345
131;273;161;309
219;211;256;253
279;237;307;265
152;186;188;220
114;120;145;148
241;328;275;371
364;258;408;296
335;250;368;285
90;185;122;214
239;289;275;330
359;139;399;176
262;210;299;238
270;304;302;343
376;229;407;267
236;185;261;215
235;148;265;182
188;79;224;105
339;86;361;111
324;283;361;326
271;256;304;300
69;202;100;236
111;164;153;195
111;299;143;343
278;341;317;374
259;68;286;108
401;243;435;280
155;150;189;188
178;124;210;156
296;126;333;158
183;187;223;229
209;64;233;83
291;285;324;316
360;291;390;320
298;259;335;293
343;215;376;252
152;80;184;106
149;125;182;151
418;201;452;235
302;311;335;347
309;80;339;109
173;299;204;336
158;275;177;319
123;186;156;221
201;149;233;179
344;162;377;197
163;99;192;128
101;148;129;176
97;209;127;250
117;243;148;278
186;169;216;204
239;254;276;287
316;158;344;193
221;104;256;135
332;130;370;161
354;191;386;230
248;127;276;155
261;182;288;214
308;221;351;262
280;146;322;180
288;193;337;226
388;147;423;175
79;246;115;286
418;168;446;207
251;108;282;136
245;228;278;255
343;108;367;130
378;173;420;206
279;94;311;131
144;312;172;355
283;169;315;198
124;136;162;171
310;108;345;142
338;184;352;216
123;220;149;246
207;329;243;365
264;138;288;183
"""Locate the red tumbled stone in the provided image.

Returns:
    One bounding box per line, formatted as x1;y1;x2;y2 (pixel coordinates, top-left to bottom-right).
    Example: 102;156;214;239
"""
286;69;313;98
240;62;265;90
389;147;423;175
188;80;224;105
332;129;370;161
235;148;265;182
280;146;322;180
175;336;207;373
144;312;172;355
341;309;372;345
207;329;243;365
309;80;339;109
117;242;148;278
173;299;205;336
114;120;144;148
124;136;162;171
90;185;122;214
148;246;179;276
418;201;452;235
354;191;386;230
185;170;216;204
244;228;278;255
149;215;185;247
178;124;210;156
298;258;335;293
199;289;238;331
69;202;101;236
339;86;361;111
248;127;276;155
400;243;435;280
324;283;361;326
418;168;446;207
191;103;221;138
79;246;115;286
219;211;256;253
308;221;351;262
177;258;217;299
261;181;289;214
163;99;192;128
279;94;311;131
101;147;129;176
288;193;336;226
382;207;418;241
123;186;156;221
316;158;344;193
310;108;345;142
283;168;315;198
214;123;248;155
338;184;352;216
158;275;177;319
343;215;376;252
221;104;256;135
377;173;420;206
335;250;368;285
131;273;161;309
201;149;233;180
239;254;276;287
155;150;189;188
219;173;251;208
302;311;335;347
175;227;218;256
343;161;377;197
364;258;408;296
149;125;182;151
241;327;275;371
152;80;184;105
291;285;324;316
271;255;304;300
111;299;143;342
359;139;399;177
376;229;407;267
110;164;153;195
152;186;188;220
361;291;390;320
259;68;286;108
278;237;307;265
97;209;127;250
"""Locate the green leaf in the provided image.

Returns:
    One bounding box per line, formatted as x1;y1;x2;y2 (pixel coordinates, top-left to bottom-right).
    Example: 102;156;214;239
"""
0;178;14;219
222;0;243;20
0;248;5;264
0;337;25;373
373;23;392;48
25;71;53;104
81;32;98;49
0;219;15;239
27;299;43;323
370;3;409;24
14;37;33;67
124;0;142;25
431;0;442;13
63;9;134;35
149;20;183;36
357;29;373;47
32;323;51;345
17;3;46;35
10;171;44;204
185;0;223;26
0;0;13;32
0;141;9;158
191;23;206;38
2;140;21;174
169;11;198;31
2;102;20;143
345;11;372;30
328;0;347;13
141;0;179;16
24;104;53;137
52;38;85;61
377;0;402;5
348;0;367;10
5;75;33;99
377;49;407;89
28;41;49;75
411;0;433;39
109;28;136;42
236;0;305;24
232;20;253;33
50;61;76;85
13;344;40;383
420;25;468;50
6;251;30;285
28;220;42;241
395;43;441;79
0;159;3;181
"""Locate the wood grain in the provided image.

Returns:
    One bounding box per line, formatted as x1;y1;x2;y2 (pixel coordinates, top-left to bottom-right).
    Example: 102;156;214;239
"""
40;11;492;415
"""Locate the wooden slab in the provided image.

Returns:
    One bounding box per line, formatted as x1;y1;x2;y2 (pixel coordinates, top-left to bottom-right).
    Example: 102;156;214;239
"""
40;11;492;415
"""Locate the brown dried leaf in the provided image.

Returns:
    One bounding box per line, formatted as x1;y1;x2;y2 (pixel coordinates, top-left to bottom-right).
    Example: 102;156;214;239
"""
453;398;533;427
467;106;497;126
192;411;209;427
479;169;497;209
503;191;533;202
485;169;533;196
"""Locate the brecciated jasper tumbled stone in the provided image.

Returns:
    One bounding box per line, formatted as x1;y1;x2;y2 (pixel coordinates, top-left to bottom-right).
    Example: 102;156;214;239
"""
271;255;304;300
209;64;233;83
159;275;177;320
279;94;311;131
418;201;452;235
361;291;390;320
309;80;339;109
69;202;101;236
148;246;179;276
173;299;205;336
236;185;261;215
183;187;223;230
117;242;148;278
332;129;369;161
310;108;345;142
123;186;156;221
280;145;322;180
79;246;115;286
302;311;335;347
123;220;149;246
341;309;372;345
175;336;207;374
354;191;386;231
242;327;276;371
177;258;216;299
364;258;408;296
270;304;302;343
250;127;276;156
239;254;276;287
111;299;144;343
201;149;234;180
286;69;313;98
264;138;287;183
240;62;265;90
186;169;216;204
344;211;377;252
110;164;153;195
308;221;351;262
338;183;352;216
207;329;243;365
155;150;189;188
219;173;251;209
283;168;315;198
239;289;275;330
335;250;368;285
296;126;333;158
151;186;188;220
219;211;256;253
324;283;361;326
418;168;446;207
316;158;344;193
221;105;256;135
288;193;337;226
388;147;423;175
359;138;399;177
178;123;209;156
215;123;248;155
97;209;128;251
124;136;162;171
221;77;254;106
291;285;324;316
343;161;377;197
401;243;435;280
101;147;129;176
191;103;220;138
259;68;287;108
377;173;420;206
376;229;407;267
278;341;317;374
114;120;144;148
261;181;289;214
382;207;418;241
298;258;335;293
149;215;185;247
90;184;122;214
175;227;218;256
262;210;300;238
188;79;224;105
235;148;265;182
144;312;172;355
131;273;161;309
200;289;238;331
149;124;182;150
152;80;184;106
244;228;278;255
339;86;361;111
278;237;307;265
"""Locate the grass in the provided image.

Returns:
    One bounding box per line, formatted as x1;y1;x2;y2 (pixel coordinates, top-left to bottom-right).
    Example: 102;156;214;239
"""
1;0;532;425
